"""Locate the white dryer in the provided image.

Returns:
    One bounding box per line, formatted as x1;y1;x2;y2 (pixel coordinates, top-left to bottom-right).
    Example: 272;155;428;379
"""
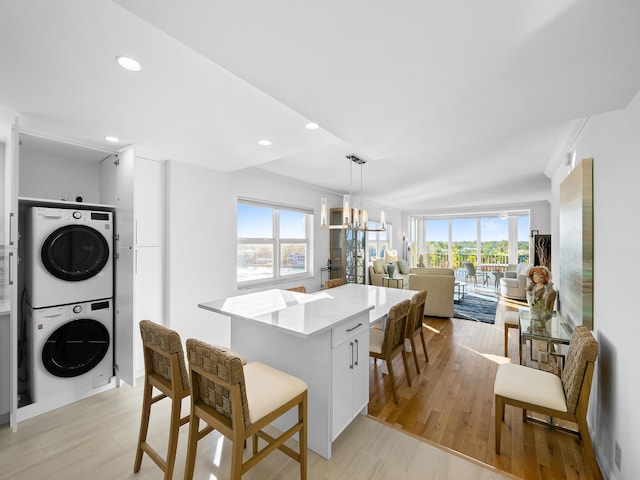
29;298;114;405
26;206;114;308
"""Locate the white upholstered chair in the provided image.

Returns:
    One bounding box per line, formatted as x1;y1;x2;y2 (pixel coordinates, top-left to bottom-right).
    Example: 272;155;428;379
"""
494;325;602;480
499;263;531;300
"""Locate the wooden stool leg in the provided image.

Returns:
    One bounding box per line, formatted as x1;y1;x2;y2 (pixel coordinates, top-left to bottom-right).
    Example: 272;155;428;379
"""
164;396;182;480
134;381;153;472
183;413;199;480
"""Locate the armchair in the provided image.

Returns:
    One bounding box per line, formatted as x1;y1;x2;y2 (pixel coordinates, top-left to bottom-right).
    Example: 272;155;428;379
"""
499;263;531;300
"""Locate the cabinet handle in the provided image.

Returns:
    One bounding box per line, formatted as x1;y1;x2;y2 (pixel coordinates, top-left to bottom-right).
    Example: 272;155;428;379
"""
9;212;15;246
8;252;14;285
346;322;363;332
349;341;354;369
354;338;359;366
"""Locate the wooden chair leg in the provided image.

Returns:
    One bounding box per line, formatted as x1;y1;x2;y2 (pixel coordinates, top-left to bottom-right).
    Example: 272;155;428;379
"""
134;381;153;472
495;395;504;453
419;330;429;363
577;411;604;480
504;325;509;357
401;350;412;387
386;359;399;404
409;335;420;375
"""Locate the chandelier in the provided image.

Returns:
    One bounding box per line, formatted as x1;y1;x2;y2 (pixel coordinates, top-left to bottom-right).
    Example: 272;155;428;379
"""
320;154;386;231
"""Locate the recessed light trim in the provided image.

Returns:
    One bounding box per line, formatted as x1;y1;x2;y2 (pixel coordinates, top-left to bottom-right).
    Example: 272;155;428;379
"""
258;140;272;146
305;122;320;130
116;55;142;72
104;136;120;143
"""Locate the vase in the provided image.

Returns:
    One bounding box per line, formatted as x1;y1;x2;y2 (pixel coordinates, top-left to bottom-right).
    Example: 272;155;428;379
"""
387;263;396;278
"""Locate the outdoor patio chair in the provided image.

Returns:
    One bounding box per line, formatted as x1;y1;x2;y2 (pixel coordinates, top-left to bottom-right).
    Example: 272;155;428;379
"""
463;262;486;286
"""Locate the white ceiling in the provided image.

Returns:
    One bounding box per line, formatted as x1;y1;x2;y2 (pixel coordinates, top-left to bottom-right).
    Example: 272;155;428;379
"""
2;0;639;211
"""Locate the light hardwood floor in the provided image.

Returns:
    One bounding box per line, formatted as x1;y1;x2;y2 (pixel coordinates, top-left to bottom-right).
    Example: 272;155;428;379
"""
0;375;516;480
368;290;598;480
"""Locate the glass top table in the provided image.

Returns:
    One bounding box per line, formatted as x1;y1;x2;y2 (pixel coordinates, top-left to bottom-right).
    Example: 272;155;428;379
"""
519;307;573;366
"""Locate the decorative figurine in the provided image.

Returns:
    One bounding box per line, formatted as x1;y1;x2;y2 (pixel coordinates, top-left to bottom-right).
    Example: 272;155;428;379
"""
417;254;425;268
526;266;553;319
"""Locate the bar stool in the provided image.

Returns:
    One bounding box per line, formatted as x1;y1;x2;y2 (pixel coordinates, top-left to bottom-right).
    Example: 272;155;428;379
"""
184;339;308;480
134;320;190;480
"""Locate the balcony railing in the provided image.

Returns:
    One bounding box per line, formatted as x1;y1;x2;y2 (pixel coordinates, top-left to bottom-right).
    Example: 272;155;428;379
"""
423;253;529;270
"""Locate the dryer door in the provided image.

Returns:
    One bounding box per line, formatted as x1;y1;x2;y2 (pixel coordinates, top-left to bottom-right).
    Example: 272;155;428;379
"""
41;225;110;281
41;319;110;377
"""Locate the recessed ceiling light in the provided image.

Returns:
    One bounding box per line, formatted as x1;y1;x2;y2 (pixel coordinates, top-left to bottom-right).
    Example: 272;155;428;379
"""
104;136;120;143
115;55;142;72
305;122;320;130
258;140;272;146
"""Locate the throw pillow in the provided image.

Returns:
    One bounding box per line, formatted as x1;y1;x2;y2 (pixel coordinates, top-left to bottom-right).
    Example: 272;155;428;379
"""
397;259;410;274
373;259;385;274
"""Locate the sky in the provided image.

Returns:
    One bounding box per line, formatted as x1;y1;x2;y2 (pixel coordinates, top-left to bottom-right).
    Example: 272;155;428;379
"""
238;204;306;238
425;216;530;242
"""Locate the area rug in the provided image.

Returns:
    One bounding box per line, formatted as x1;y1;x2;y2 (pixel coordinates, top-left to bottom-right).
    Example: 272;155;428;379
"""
454;293;498;324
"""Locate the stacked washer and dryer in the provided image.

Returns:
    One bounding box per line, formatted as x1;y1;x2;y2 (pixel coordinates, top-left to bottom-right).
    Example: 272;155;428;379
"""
25;206;114;410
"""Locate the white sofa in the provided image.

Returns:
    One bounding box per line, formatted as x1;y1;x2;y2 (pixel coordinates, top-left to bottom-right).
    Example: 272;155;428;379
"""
368;258;411;288
407;267;455;318
499;263;531;300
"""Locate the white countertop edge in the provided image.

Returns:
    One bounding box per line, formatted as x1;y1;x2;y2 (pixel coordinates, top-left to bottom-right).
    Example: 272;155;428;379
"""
0;299;10;316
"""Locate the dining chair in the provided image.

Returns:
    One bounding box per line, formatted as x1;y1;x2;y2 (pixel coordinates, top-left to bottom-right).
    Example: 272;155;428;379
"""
324;278;345;289
405;290;429;376
134;320;190;480
494;325;602;480
369;299;412;404
183;339;308;480
286;286;307;293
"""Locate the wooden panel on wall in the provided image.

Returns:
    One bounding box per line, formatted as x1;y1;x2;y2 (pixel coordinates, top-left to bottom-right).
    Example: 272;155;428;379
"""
559;158;593;330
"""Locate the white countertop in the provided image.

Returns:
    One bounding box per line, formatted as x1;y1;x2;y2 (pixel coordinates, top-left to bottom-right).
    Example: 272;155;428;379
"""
199;284;415;339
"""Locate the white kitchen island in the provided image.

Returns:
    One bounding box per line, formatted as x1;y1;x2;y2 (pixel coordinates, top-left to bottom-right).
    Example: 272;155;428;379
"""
198;284;415;459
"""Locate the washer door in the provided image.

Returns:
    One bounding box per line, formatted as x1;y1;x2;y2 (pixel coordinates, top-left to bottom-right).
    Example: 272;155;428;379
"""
41;225;110;281
42;319;110;378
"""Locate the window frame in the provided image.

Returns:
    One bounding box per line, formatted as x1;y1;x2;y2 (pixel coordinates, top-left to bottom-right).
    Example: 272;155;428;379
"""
237;198;313;288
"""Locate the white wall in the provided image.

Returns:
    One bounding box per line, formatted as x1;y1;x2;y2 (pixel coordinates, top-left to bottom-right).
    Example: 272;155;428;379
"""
550;90;640;480
19;152;101;203
166;161;335;348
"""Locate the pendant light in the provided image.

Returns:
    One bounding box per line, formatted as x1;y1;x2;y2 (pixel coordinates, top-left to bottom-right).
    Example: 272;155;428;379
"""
320;154;385;231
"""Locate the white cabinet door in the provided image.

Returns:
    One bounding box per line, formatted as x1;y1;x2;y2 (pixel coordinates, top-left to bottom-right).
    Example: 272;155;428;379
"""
352;329;369;416
133;246;162;375
100;147;135;386
331;338;354;439
134;158;164;247
4;118;20;429
331;323;370;441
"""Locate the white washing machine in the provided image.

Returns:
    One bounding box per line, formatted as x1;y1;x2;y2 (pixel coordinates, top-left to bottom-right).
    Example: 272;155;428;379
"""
26;206;114;308
29;298;114;405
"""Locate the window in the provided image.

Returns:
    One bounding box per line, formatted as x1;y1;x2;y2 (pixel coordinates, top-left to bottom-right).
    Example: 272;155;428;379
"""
366;222;389;261
237;199;312;285
410;211;530;271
